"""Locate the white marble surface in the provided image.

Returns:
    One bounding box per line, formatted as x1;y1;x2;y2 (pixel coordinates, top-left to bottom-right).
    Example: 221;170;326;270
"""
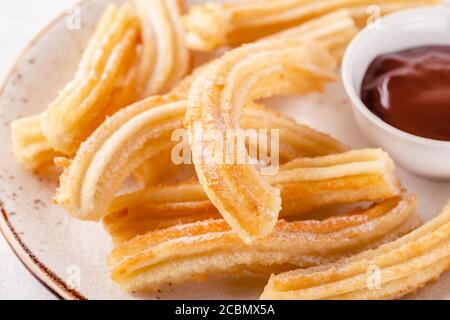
0;0;77;300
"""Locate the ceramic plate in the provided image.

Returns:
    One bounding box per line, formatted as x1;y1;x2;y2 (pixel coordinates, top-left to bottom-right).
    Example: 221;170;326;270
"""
0;0;449;300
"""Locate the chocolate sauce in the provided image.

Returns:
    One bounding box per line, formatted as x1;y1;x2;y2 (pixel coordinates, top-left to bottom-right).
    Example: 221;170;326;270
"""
361;45;450;141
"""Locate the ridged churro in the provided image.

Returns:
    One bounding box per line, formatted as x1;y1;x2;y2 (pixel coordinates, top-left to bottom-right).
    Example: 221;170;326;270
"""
184;0;442;51
109;196;420;292
184;8;359;52
186;39;338;241
134;102;349;186
10;4;139;170
11;116;61;170
55;94;182;221
40;4;140;155
265;10;358;61
56;96;347;221
11;1;193;170
105;149;400;243
261;200;450;300
135;0;190;97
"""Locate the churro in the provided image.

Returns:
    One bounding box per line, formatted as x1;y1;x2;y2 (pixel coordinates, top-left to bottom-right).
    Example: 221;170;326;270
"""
184;0;442;51
11;116;61;170
265;10;358;61
134;102;348;186
186;39;338;241
40;4;140;155
56;96;347;221
11;1;193;169
135;0;190;97
261;200;450;300
108;196;420;292
185;4;358;51
55;94;182;221
105;149;400;243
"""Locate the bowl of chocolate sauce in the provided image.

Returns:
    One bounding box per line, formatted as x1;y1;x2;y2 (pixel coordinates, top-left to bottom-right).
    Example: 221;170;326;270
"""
342;7;450;179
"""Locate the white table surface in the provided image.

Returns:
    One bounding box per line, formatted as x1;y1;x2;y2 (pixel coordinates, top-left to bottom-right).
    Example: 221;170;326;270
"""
0;0;77;300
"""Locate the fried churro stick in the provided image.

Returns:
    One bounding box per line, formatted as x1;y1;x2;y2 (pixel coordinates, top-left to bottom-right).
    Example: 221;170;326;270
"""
105;149;400;243
185;8;353;51
186;9;357;53
108;196;421;292
40;4;140;155
261;200;450;300
184;0;441;51
186;39;338;241
11;6;139;170
56;94;182;221
135;0;190;97
11;116;61;170
134;102;348;186
56;96;346;221
271;148;399;216
265;10;358;61
11;2;192;170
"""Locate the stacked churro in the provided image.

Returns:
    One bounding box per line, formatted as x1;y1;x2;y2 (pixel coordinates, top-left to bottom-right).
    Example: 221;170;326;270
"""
105;149;400;243
10;0;449;299
11;115;61;170
11;0;191;169
109;196;420;292
261;201;450;300
41;3;140;155
184;0;442;51
186;39;338;241
135;0;190;96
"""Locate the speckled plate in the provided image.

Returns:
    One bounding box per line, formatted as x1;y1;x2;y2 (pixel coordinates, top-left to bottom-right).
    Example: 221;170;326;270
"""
0;0;449;300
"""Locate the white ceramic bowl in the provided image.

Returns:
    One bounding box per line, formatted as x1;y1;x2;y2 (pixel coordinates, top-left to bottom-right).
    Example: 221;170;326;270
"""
342;7;450;180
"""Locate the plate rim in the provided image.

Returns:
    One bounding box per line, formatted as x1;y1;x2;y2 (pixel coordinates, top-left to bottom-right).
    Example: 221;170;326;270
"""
0;0;89;301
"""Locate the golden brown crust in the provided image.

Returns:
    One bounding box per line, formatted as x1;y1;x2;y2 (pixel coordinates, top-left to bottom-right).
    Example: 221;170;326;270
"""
261;200;450;300
55;94;183;220
183;0;442;51
108;196;420;292
135;0;191;96
11;116;61;170
186;38;338;241
41;4;141;155
11;1;191;170
104;149;400;243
